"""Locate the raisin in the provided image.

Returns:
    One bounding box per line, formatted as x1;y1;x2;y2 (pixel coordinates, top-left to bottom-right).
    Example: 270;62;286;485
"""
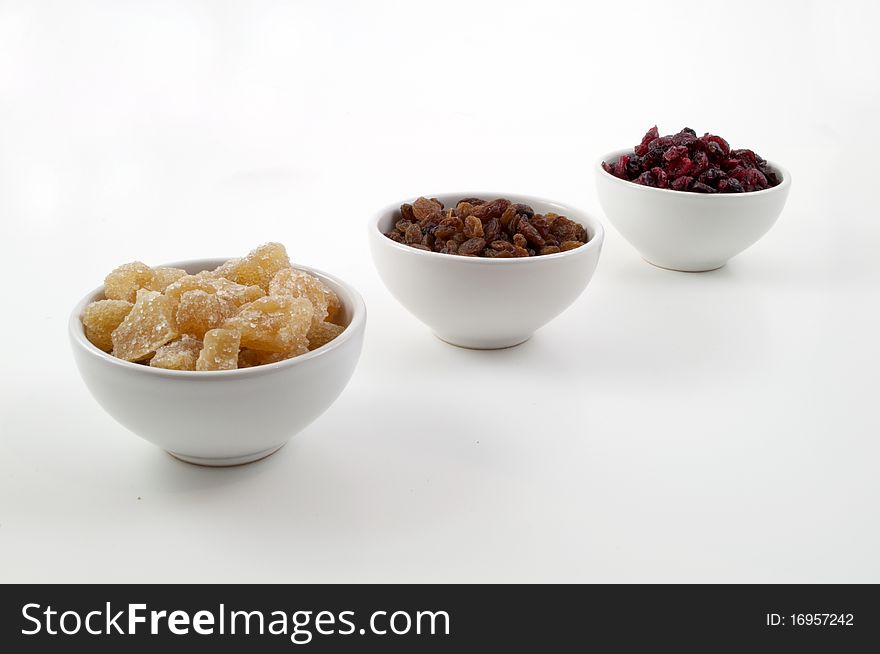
400;203;415;222
405;224;423;244
491;240;516;253
472;198;510;222
513;203;534;218
463;215;484;238
512;233;528;249
483;217;501;243
518;219;545;247
499;205;515;227
458;237;486;255
412;197;441;221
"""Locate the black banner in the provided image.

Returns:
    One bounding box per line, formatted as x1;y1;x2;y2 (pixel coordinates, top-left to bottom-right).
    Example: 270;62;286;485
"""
1;584;877;651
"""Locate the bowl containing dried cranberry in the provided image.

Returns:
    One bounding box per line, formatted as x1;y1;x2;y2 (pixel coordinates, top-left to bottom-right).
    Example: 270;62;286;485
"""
596;126;791;272
369;194;604;349
69;243;366;466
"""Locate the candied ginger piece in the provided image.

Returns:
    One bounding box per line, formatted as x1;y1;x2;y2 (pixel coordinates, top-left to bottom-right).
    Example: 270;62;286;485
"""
111;289;179;362
307;321;345;351
209;258;240;279
237;344;308;368
214;281;264;313
104;262;154;303
176;290;225;339
148;267;187;292
326;289;342;325
82;299;133;352
269;268;334;327
164;273;264;314
196;328;240;371
222;295;312;353
163;272;220;305
221;243;290;291
150;335;202;370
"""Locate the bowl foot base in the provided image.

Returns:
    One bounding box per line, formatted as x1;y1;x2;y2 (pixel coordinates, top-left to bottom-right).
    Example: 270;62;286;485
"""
642;257;727;273
434;333;532;350
167;443;286;467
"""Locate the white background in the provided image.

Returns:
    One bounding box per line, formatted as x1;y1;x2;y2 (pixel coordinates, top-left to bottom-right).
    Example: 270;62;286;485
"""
1;0;879;582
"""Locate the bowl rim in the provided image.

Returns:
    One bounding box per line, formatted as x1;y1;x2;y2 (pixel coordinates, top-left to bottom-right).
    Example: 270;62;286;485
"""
596;148;791;198
369;192;605;264
69;259;366;380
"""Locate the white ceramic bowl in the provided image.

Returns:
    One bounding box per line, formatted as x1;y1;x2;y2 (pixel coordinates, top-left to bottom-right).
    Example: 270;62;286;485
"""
369;193;604;349
595;149;791;272
69;259;366;466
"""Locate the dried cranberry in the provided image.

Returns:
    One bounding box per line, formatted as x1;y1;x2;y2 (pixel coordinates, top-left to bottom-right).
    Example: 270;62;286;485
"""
718;178;744;193
691;182;716;193
650;167;669;188
663;146;689;162
634;171;657;187
634;125;659;157
731;149;758;166
667;157;693;177
701;134;730;156
692;151;710;175
671;176;694;191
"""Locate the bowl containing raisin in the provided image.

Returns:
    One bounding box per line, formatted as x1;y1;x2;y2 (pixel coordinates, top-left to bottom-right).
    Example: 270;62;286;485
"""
69;243;366;466
596;126;791;272
369;194;604;349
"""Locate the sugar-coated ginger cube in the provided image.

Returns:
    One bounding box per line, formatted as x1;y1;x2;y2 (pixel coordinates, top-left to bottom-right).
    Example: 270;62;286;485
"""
221;243;290;291
150;335;202;370
307;321;345;351
176;290;225;339
147;267;187;292
222;295;313;353
326;290;342;325
82;299;133;352
269;268;338;328
104;262;155;303
164;273;264;314
237;345;308;368
214;280;265;313
163;272;219;306
196;328;240;371
111;289;179;362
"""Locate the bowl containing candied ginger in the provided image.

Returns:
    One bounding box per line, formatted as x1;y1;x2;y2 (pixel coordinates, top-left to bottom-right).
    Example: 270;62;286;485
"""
69;243;366;466
370;193;604;349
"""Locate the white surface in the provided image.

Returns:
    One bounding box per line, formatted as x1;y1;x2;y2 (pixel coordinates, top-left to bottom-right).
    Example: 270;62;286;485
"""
596;150;790;272
1;0;879;583
70;259;366;465
370;193;603;349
